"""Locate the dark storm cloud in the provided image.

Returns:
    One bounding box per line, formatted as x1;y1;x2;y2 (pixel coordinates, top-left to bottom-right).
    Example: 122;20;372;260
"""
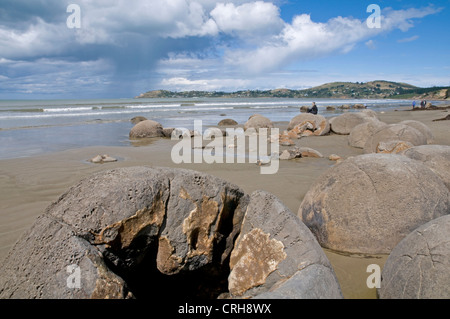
0;0;67;28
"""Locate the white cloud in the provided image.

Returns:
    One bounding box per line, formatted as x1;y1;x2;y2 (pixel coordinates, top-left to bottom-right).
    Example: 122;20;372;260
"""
75;0;285;43
210;1;284;37
381;6;441;32
0;18;71;59
397;35;420;43
71;0;214;43
223;6;442;74
161;76;250;91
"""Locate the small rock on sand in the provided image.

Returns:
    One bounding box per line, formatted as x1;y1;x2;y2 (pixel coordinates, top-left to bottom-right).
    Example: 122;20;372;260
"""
90;154;118;164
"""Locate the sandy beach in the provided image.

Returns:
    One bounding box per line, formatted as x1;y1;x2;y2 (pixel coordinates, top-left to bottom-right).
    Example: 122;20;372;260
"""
0;107;449;299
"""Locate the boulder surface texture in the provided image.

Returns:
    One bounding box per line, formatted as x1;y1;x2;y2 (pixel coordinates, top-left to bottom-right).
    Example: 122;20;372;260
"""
379;215;450;299
402;145;450;191
229;191;342;299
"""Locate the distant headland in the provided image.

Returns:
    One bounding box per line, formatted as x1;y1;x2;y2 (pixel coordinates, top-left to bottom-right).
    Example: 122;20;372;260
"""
136;80;450;100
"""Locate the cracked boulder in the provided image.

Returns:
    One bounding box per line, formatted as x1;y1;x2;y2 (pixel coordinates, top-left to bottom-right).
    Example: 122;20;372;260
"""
364;124;427;154
379;215;450;299
0;167;341;299
298;154;450;255
376;140;414;154
287;114;330;136
228;191;343;299
0;167;248;299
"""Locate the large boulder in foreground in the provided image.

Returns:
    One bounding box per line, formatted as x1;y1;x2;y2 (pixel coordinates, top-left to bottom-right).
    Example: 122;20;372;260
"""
298;154;450;255
0;167;340;299
129;120;165;139
379;215;450;299
244;115;273;132
229;191;342;299
287;114;330;136
364;124;427;154
403;145;450;191
0;167;248;299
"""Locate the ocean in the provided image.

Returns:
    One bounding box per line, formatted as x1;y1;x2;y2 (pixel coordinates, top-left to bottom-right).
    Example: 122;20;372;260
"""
0;97;417;160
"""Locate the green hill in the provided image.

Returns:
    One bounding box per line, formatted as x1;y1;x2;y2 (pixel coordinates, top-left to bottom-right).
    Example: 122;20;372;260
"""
136;81;450;100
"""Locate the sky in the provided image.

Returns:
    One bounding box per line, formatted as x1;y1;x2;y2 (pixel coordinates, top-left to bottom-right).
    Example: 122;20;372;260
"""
0;0;449;99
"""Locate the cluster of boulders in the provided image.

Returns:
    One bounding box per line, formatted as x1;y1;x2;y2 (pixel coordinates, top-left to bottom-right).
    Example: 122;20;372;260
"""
0;167;343;299
241;109;450;299
295;111;450;298
316;109;435;156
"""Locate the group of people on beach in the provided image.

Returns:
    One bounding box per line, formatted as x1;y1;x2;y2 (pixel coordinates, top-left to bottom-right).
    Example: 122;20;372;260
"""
412;100;427;109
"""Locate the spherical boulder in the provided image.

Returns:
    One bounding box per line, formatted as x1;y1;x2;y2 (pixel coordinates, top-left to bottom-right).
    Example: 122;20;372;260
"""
298;154;450;254
399;120;434;144
330;112;374;135
348;118;387;149
287;114;330;136
218;119;238;126
244;115;273;132
403;145;450;191
129;120;165;139
379;215;450;299
364;124;427;154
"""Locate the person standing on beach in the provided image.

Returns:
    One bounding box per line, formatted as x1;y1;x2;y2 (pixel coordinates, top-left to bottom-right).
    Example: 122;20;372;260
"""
412;101;416;109
308;102;318;115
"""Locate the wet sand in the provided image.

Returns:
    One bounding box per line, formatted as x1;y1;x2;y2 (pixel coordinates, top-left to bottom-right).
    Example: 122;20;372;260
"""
0;107;448;299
